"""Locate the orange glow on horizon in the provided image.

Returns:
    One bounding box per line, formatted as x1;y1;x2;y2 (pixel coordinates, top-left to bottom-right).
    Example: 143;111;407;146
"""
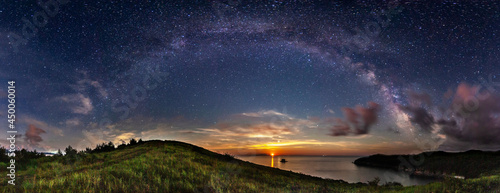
206;138;422;156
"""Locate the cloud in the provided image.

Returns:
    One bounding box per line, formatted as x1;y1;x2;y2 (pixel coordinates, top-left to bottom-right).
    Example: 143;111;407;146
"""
71;72;108;98
199;123;297;139
114;132;136;144
437;83;500;145
2;116;68;151
25;124;46;146
198;110;310;139
240;110;293;119
330;102;380;136
396;90;435;133
395;83;500;148
356;102;380;134
436;137;500;152
330;118;351;136
58;94;93;115
76;112;307;152
342;108;359;125
398;105;435;132
21;117;64;137
173;110;327;152
77;115;202;149
408;90;432;107
64;118;81;127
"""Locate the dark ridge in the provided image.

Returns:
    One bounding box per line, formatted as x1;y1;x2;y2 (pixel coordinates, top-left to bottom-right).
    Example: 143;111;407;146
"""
354;150;500;178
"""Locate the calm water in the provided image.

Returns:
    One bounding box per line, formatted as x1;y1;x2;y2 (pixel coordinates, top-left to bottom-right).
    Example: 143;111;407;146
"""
237;156;439;186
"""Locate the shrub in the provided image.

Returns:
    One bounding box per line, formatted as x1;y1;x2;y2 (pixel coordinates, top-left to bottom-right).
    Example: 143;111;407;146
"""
368;177;381;186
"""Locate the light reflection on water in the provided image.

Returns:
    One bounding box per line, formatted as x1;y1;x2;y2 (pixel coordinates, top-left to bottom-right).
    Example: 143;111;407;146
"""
237;155;439;186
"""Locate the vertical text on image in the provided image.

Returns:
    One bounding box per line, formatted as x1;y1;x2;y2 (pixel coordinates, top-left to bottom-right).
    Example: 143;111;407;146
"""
6;81;16;185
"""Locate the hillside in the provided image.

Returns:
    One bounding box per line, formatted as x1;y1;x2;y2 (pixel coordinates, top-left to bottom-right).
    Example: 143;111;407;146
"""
354;150;500;179
0;140;499;192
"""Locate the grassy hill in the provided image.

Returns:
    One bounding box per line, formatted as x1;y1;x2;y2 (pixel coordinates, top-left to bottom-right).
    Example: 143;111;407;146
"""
1;140;499;192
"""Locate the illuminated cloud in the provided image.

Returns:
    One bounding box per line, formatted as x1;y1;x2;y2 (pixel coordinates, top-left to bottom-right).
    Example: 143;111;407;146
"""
393;83;500;150
22;117;64;137
241;110;293;119
342;108;359;125
25;124;46;146
198;110;311;139
437;83;500;145
198;123;296;139
330;118;351;136
356;102;380;134
330;102;380;136
113;132;136;145
248;140;362;149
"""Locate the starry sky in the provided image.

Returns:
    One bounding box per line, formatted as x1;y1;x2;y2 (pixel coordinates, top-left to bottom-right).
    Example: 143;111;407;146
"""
0;0;499;156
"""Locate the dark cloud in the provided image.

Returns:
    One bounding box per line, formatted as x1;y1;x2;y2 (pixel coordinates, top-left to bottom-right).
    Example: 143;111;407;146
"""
398;90;436;132
356;102;380;134
330;102;380;136
25;124;46;146
342;108;359;125
330;118;351;136
398;105;435;132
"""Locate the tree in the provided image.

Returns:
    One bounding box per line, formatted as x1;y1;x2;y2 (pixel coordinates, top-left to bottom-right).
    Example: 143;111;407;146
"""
138;138;143;144
129;138;137;145
117;143;126;149
65;145;77;157
107;141;115;151
57;149;63;156
0;147;8;162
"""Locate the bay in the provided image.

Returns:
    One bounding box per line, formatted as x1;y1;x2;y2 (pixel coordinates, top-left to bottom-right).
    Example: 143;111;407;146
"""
237;155;439;186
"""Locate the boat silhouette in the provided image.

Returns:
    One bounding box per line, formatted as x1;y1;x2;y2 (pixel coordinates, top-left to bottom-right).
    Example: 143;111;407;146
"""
280;159;288;163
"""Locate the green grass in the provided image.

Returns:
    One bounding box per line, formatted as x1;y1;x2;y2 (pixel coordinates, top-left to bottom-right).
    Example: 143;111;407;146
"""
1;140;499;192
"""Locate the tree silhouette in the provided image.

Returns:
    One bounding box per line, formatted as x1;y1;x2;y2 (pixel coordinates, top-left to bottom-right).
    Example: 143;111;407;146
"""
129;138;137;145
65;145;77;157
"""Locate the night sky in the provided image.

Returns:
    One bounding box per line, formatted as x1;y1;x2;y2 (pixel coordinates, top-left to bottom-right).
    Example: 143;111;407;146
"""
0;0;499;155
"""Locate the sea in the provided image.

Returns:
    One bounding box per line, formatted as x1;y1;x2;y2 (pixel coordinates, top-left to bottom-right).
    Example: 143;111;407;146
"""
236;155;440;186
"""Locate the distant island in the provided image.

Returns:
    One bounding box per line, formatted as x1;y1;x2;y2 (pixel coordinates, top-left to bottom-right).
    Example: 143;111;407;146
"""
1;140;499;192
